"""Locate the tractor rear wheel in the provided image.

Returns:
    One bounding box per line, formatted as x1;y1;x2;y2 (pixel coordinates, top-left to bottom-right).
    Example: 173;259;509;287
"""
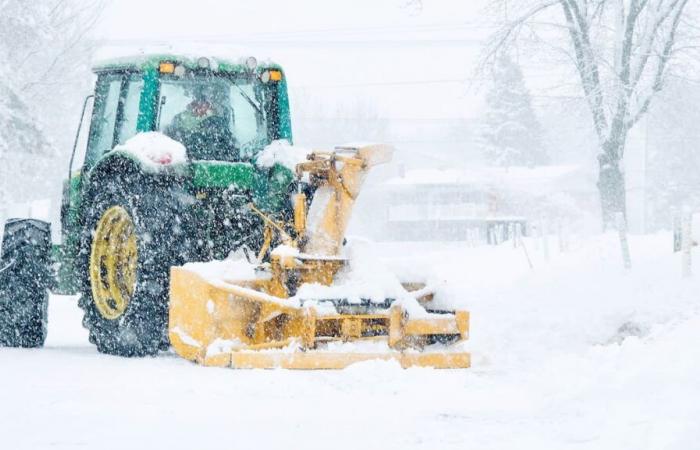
78;176;187;356
0;219;51;348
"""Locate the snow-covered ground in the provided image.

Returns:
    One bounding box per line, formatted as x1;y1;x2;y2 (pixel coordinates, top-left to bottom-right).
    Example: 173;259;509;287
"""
1;233;699;449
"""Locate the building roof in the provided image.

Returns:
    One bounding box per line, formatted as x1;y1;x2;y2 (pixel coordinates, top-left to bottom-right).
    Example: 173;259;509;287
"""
386;165;592;195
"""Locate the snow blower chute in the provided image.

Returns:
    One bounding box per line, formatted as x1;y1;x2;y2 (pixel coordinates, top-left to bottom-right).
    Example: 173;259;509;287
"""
168;144;470;369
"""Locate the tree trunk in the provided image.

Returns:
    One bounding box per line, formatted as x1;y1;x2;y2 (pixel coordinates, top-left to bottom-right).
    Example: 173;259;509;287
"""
597;145;626;230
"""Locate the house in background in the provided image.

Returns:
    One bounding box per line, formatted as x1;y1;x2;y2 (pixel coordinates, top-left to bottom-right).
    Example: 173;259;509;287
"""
371;165;595;242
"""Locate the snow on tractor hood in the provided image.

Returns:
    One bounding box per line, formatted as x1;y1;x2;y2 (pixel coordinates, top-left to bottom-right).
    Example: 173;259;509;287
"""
111;132;187;169
255;139;311;172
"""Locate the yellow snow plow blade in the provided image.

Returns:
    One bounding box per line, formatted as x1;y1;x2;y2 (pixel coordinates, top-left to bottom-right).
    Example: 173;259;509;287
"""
168;144;470;369
169;267;470;369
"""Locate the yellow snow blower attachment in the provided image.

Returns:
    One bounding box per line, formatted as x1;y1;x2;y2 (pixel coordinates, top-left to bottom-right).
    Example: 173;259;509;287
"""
168;144;470;369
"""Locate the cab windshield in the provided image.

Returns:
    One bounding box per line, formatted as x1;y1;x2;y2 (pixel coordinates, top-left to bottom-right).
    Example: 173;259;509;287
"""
157;74;269;161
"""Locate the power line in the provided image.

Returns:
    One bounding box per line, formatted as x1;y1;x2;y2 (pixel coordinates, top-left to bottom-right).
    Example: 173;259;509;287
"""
291;78;469;88
100;21;497;45
296;117;473;121
99;22;497;49
213;21;497;37
289;78;585;91
102;37;486;48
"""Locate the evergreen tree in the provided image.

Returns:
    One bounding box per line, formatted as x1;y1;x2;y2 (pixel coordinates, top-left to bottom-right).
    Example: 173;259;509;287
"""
481;53;548;167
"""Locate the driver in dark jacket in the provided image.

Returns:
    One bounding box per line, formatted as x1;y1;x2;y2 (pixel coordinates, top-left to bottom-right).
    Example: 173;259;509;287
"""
165;85;237;160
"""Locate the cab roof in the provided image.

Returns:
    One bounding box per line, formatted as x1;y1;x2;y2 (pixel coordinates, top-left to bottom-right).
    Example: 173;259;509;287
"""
92;54;283;74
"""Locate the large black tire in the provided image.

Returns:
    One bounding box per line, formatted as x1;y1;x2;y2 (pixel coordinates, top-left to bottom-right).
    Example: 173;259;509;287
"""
0;219;51;348
78;172;188;357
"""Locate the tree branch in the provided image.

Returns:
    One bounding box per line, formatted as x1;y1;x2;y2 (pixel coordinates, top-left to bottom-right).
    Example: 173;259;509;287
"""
560;0;608;143
626;0;689;129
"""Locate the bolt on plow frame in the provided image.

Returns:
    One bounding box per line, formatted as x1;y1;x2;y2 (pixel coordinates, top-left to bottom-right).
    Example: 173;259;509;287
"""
169;144;470;369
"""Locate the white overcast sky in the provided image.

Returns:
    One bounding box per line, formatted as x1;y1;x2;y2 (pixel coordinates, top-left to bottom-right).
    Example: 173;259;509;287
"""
96;0;490;39
94;0;499;120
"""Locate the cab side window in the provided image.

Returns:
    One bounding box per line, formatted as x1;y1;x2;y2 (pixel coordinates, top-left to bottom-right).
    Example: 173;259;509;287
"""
117;75;144;144
86;75;123;166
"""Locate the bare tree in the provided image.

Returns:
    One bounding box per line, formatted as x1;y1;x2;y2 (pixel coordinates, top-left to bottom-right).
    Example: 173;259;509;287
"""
484;0;692;227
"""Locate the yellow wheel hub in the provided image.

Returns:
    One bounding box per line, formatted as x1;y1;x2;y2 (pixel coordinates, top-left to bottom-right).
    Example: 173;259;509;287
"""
89;206;138;320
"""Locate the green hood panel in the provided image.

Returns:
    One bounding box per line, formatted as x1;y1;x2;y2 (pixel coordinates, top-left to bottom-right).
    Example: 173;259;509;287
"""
191;161;256;188
191;160;294;212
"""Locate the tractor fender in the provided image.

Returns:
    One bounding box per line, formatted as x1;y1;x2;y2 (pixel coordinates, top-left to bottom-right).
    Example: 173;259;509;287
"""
82;153;192;217
86;152;188;192
91;149;189;178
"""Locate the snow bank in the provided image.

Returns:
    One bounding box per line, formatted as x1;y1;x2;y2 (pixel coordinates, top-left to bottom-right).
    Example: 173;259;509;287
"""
112;132;187;168
255;139;310;171
386;165;587;189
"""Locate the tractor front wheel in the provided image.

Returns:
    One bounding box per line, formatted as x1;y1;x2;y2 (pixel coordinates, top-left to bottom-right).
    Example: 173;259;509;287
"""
79;176;186;356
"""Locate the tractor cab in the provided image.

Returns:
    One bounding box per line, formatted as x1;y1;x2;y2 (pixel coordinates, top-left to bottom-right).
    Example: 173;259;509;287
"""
84;55;292;168
57;55;295;295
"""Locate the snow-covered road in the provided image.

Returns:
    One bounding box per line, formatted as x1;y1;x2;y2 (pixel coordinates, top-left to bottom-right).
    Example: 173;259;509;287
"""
1;234;699;449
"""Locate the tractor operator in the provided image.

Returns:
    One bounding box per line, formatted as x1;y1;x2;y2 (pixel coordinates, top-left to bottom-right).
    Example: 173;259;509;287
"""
164;84;238;160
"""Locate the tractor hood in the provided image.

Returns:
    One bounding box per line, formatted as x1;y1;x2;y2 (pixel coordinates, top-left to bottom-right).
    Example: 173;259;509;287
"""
189;160;294;212
92;132;295;214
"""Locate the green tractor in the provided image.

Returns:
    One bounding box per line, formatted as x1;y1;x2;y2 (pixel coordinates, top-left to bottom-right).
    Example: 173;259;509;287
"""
0;54;299;356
